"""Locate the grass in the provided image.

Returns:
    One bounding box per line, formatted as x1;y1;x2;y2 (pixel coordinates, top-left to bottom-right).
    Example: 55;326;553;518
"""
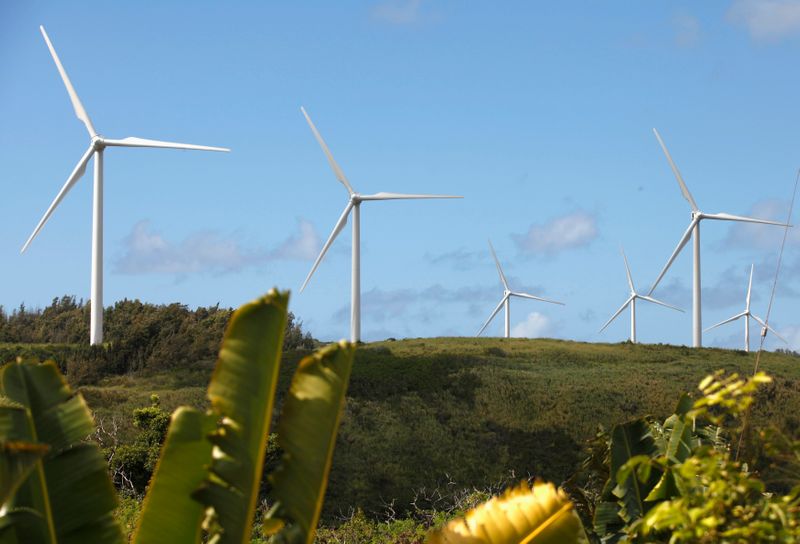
34;337;800;520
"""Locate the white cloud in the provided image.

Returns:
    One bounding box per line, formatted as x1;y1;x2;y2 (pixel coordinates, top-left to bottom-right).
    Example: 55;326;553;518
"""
115;219;323;276
425;247;485;271
269;219;321;261
727;0;800;41
115;221;263;276
371;0;423;25
721;199;798;251
674;13;701;47
512;210;598;255
511;312;553;338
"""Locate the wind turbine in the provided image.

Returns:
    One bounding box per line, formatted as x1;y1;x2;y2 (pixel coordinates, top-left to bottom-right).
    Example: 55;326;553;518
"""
599;247;683;343
476;240;563;338
21;26;229;345
299;107;461;343
704;264;788;352
647;128;786;347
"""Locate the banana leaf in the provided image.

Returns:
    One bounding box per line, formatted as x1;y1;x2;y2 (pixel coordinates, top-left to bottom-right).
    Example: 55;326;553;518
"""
610;419;660;523
0;441;49;507
266;341;356;544
132;407;216;544
427;482;587;543
0;359;123;544
194;290;289;544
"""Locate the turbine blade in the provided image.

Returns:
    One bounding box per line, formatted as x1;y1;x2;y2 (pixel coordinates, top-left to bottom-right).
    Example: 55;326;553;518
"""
511;292;565;306
487;240;509;290
358;192;463;201
653;128;698;212
703;312;746;332
599;297;633;334
300;201;353;292
648;217;699;294
751;315;789;345
746;264;754;312
638;295;684;313
300;107;354;195
21;145;95;253
703;212;789;227
39;26;96;137
102;137;229;152
476;295;508;337
620;246;635;292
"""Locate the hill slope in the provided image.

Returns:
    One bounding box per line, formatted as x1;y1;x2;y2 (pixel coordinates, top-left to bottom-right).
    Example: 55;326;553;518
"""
78;337;800;519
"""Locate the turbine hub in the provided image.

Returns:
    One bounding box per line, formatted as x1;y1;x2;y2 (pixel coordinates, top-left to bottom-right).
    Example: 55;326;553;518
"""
91;135;106;149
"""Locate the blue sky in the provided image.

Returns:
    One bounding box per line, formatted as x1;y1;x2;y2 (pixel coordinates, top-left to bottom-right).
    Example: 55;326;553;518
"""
2;1;800;349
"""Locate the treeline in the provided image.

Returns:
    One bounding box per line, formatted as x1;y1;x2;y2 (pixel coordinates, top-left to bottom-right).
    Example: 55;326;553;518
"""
0;296;315;382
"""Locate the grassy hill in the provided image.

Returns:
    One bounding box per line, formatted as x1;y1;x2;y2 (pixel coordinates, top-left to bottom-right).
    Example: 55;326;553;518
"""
67;337;800;520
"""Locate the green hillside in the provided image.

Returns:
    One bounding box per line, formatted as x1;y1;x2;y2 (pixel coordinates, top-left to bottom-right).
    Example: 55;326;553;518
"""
70;337;800;519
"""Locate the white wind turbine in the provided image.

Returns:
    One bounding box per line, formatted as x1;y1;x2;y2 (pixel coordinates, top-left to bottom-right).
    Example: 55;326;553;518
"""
704;264;788;352
21;26;229;345
647;128;786;347
299;107;462;343
476;240;563;338
599;247;683;343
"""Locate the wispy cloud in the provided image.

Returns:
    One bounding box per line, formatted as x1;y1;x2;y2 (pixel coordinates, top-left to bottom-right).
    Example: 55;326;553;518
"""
727;0;800;41
115;219;322;276
512;210;598;255
425;247;486;271
511;312;553;338
115;221;263;276
268;219;321;261
371;0;424;25
720;199;797;251
673;13;701;47
332;283;498;324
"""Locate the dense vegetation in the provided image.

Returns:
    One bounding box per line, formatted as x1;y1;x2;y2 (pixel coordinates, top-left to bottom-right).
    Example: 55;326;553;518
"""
3;295;800;542
70;338;800;524
0;296;314;384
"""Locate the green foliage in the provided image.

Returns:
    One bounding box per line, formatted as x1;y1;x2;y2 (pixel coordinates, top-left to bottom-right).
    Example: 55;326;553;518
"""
265;342;356;543
132;290;355;544
106;395;171;495
0;358;124;543
0;296;316;383
76;338;800;523
586;371;800;543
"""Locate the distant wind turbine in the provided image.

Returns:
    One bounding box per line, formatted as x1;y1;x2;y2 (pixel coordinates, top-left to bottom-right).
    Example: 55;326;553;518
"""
299;107;462;343
476;240;563;338
647;128;786;348
21;26;229;345
599;247;683;343
704;264;788;352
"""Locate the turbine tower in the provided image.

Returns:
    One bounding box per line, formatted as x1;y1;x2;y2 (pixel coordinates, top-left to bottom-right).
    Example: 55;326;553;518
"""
599;247;683;343
299;107;461;342
476;240;563;338
21;26;229;345
704;264;788;352
647;128;786;348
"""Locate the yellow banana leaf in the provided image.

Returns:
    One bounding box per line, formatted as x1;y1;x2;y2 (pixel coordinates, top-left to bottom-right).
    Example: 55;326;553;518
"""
428;482;587;544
